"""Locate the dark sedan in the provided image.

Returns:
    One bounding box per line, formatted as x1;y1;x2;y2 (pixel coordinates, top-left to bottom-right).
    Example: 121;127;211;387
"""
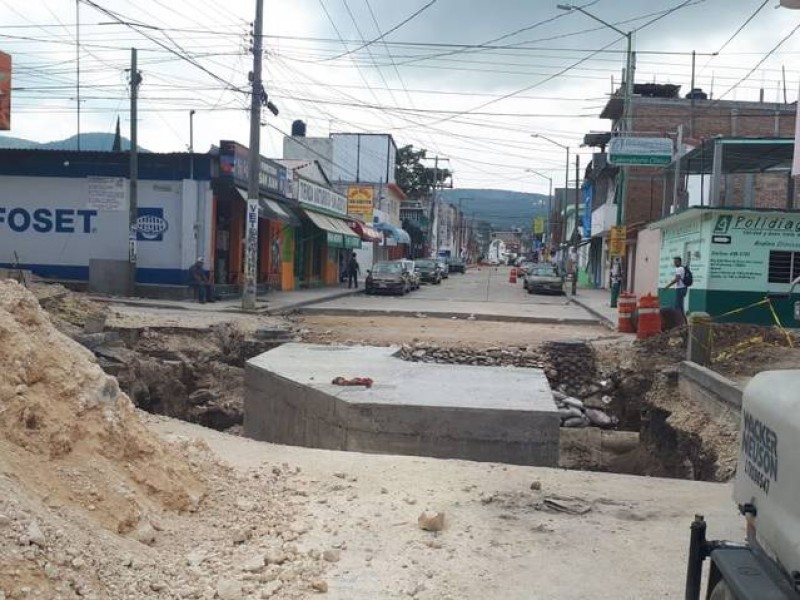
448;257;466;274
415;259;442;284
366;261;409;295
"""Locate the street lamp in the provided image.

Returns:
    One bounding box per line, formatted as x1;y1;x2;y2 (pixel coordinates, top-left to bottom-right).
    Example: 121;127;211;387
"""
531;133;570;255
557;2;634;307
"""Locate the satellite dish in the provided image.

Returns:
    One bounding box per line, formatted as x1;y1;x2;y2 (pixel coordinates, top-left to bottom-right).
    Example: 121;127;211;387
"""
780;0;800;8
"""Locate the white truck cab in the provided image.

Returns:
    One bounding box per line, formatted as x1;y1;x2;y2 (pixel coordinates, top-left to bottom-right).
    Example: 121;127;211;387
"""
685;370;800;600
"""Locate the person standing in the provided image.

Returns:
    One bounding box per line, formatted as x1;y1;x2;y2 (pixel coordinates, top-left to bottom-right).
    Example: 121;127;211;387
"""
665;256;687;321
188;257;214;304
347;252;360;289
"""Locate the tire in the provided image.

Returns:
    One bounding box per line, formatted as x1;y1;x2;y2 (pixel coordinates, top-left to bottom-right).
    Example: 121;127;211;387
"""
527;286;534;295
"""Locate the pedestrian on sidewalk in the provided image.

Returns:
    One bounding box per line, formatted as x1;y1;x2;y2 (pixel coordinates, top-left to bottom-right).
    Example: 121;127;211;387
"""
188;257;215;304
664;256;686;321
347;252;360;289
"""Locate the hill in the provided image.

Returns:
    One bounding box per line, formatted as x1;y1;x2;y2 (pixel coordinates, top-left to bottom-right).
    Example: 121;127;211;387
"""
0;132;141;152
439;188;548;231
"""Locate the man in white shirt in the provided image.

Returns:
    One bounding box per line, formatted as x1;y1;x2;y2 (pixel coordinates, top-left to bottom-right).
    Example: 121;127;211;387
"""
665;256;686;321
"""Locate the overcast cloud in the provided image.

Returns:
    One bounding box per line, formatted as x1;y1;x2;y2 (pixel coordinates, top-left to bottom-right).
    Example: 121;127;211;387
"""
1;0;799;194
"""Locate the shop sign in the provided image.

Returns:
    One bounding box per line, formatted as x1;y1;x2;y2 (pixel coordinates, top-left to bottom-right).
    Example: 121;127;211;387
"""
701;212;800;292
347;186;374;221
0;51;11;130
218;140;288;198
533;217;545;235
297;178;347;215
609;137;672;166
609;225;626;257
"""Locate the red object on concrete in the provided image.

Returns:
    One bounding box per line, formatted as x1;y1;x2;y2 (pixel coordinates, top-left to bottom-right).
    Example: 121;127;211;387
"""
509;268;517;284
617;292;637;333
331;376;374;389
637;294;662;339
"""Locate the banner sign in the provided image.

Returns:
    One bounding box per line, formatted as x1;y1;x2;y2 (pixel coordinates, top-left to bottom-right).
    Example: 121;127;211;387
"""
0;51;10;130
297;178;347;215
533;217;545;235
609;225;627;257
218;140;288;198
582;182;592;239
609;137;672;166
347;185;374;221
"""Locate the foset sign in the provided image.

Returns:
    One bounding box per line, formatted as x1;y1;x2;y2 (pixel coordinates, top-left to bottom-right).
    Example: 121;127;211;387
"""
0;207;97;233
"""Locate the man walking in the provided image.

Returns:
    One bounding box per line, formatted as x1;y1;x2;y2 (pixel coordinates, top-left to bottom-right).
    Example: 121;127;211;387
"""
189;257;214;303
347;252;360;289
665;256;687;321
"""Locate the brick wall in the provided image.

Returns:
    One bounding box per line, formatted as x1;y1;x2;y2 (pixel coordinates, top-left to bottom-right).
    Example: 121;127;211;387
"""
619;97;797;226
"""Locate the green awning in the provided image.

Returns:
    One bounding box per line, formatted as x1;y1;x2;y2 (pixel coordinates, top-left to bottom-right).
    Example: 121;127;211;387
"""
302;208;361;249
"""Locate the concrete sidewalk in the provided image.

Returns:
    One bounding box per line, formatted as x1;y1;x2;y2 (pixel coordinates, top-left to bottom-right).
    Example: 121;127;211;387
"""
91;285;363;315
567;287;618;329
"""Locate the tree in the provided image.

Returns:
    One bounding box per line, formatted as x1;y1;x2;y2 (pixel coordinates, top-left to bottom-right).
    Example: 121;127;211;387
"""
395;145;451;199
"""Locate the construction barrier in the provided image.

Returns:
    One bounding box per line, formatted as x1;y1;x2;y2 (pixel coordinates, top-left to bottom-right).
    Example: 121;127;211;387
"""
637;293;662;339
509;268;517;284
617;292;637;333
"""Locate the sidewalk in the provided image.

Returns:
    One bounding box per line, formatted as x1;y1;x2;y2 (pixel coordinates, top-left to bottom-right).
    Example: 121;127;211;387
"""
90;285;363;315
567;287;617;329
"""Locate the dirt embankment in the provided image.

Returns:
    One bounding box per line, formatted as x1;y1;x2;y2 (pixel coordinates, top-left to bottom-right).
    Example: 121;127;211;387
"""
0;281;329;599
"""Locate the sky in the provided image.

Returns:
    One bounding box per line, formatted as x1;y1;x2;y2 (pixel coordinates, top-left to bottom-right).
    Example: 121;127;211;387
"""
2;0;800;196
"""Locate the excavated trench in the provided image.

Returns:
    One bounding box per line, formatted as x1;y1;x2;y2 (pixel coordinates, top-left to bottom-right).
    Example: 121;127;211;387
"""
77;320;734;482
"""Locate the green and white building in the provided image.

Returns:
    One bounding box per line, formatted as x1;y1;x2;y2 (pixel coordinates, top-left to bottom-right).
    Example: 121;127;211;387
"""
651;207;800;325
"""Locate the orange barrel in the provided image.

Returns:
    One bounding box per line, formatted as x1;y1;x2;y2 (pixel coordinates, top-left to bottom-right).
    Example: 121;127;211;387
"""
617;292;637;333
637;293;662;339
509;268;517;284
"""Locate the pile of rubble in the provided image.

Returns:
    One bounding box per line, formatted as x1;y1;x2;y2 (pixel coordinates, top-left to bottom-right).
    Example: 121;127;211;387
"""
398;342;547;369
553;389;619;429
0;280;331;598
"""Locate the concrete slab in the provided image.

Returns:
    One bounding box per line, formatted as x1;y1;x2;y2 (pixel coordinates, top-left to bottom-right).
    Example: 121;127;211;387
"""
245;343;560;466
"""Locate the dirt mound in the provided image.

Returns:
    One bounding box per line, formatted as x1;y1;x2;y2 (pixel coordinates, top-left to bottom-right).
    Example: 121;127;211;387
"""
0;280;204;594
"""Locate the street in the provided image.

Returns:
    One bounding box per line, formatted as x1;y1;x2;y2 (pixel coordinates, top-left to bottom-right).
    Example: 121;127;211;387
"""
302;266;598;325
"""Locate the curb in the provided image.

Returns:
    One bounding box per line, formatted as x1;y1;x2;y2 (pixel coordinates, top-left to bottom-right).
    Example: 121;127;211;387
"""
266;289;364;315
567;296;616;330
293;306;600;326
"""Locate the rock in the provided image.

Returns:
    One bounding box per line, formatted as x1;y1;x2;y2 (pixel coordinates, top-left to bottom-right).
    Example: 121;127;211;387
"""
558;407;583;419
216;579;243;600
188;389;215;406
0;514;10;527
265;548;287;565
261;580;282;598
323;549;341;563
311;580;329;593
561;396;584;410
71;558;86;569
150;581;167;592
562;416;589;428
27;520;46;548
44;563;60;579
242;555;265;573
186;549;207;567
585;408;613;428
333;472;347;479
530;481;542;492
133;520;156;546
231;528;250;545
403;497;417;506
418;511;445;532
380;487;389;495
236;498;255;512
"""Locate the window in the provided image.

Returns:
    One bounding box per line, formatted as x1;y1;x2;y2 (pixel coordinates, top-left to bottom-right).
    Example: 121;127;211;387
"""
768;251;800;284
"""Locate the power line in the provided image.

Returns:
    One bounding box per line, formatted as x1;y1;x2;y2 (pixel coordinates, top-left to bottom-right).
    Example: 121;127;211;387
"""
324;0;438;61
699;0;769;76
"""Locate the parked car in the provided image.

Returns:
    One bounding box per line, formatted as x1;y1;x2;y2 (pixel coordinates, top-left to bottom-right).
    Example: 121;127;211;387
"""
365;261;410;295
394;259;420;290
516;260;534;277
448;257;466;274
437;259;449;279
523;264;564;295
414;259;442;284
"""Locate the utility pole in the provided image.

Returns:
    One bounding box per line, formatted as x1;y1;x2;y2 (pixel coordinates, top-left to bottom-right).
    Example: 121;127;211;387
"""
572;155;580;296
242;0;265;311
76;0;81;151
127;48;141;297
189;109;195;180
